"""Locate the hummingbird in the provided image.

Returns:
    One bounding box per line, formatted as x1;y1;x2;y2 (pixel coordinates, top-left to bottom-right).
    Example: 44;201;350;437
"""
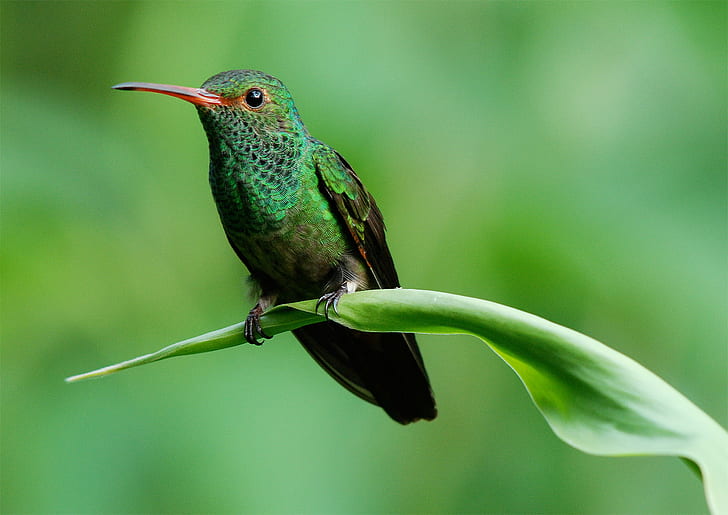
113;70;436;424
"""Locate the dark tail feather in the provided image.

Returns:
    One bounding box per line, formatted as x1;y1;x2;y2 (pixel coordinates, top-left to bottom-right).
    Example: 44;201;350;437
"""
293;322;437;424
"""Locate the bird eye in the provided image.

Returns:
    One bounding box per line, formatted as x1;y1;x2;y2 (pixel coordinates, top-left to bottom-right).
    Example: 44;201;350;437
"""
244;88;265;108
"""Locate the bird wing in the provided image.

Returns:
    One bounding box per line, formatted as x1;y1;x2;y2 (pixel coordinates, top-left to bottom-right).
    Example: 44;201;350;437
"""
312;144;399;289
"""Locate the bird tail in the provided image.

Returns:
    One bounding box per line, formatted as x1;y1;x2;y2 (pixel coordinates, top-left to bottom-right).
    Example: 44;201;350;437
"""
293;322;437;424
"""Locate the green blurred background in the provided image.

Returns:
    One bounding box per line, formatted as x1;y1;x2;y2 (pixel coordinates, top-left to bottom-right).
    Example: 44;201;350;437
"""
1;1;725;513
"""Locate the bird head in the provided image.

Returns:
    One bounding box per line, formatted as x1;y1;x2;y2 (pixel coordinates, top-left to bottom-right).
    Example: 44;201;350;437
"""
113;70;307;138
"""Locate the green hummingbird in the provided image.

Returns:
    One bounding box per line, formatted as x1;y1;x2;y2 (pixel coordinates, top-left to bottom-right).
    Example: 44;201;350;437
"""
113;70;436;424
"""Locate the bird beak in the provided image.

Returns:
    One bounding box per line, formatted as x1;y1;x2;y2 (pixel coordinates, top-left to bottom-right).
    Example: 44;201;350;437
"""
112;82;223;107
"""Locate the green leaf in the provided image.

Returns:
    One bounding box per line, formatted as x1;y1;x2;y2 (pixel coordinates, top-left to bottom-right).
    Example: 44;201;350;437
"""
65;288;728;513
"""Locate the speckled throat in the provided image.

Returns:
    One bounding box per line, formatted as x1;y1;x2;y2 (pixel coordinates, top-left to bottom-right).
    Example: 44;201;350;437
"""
197;105;309;236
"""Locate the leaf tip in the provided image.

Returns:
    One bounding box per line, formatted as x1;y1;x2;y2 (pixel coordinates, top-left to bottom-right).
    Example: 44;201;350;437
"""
64;372;93;383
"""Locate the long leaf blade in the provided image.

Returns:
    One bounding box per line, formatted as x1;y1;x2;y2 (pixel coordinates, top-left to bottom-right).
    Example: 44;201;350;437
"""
65;288;727;513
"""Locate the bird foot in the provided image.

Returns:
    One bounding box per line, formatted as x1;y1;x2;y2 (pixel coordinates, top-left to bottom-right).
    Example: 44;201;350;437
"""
315;283;349;319
244;304;271;345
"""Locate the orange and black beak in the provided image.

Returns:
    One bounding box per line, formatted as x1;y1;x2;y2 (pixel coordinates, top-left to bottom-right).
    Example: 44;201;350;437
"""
112;82;223;107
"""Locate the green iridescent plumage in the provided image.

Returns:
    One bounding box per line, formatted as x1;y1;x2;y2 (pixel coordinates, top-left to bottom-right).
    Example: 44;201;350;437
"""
113;70;436;424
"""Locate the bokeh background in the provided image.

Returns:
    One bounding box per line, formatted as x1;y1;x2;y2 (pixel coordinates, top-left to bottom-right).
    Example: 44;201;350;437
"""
2;1;725;513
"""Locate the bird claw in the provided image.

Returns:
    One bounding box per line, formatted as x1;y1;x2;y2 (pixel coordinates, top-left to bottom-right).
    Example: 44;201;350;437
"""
244;304;271;345
315;283;348;319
